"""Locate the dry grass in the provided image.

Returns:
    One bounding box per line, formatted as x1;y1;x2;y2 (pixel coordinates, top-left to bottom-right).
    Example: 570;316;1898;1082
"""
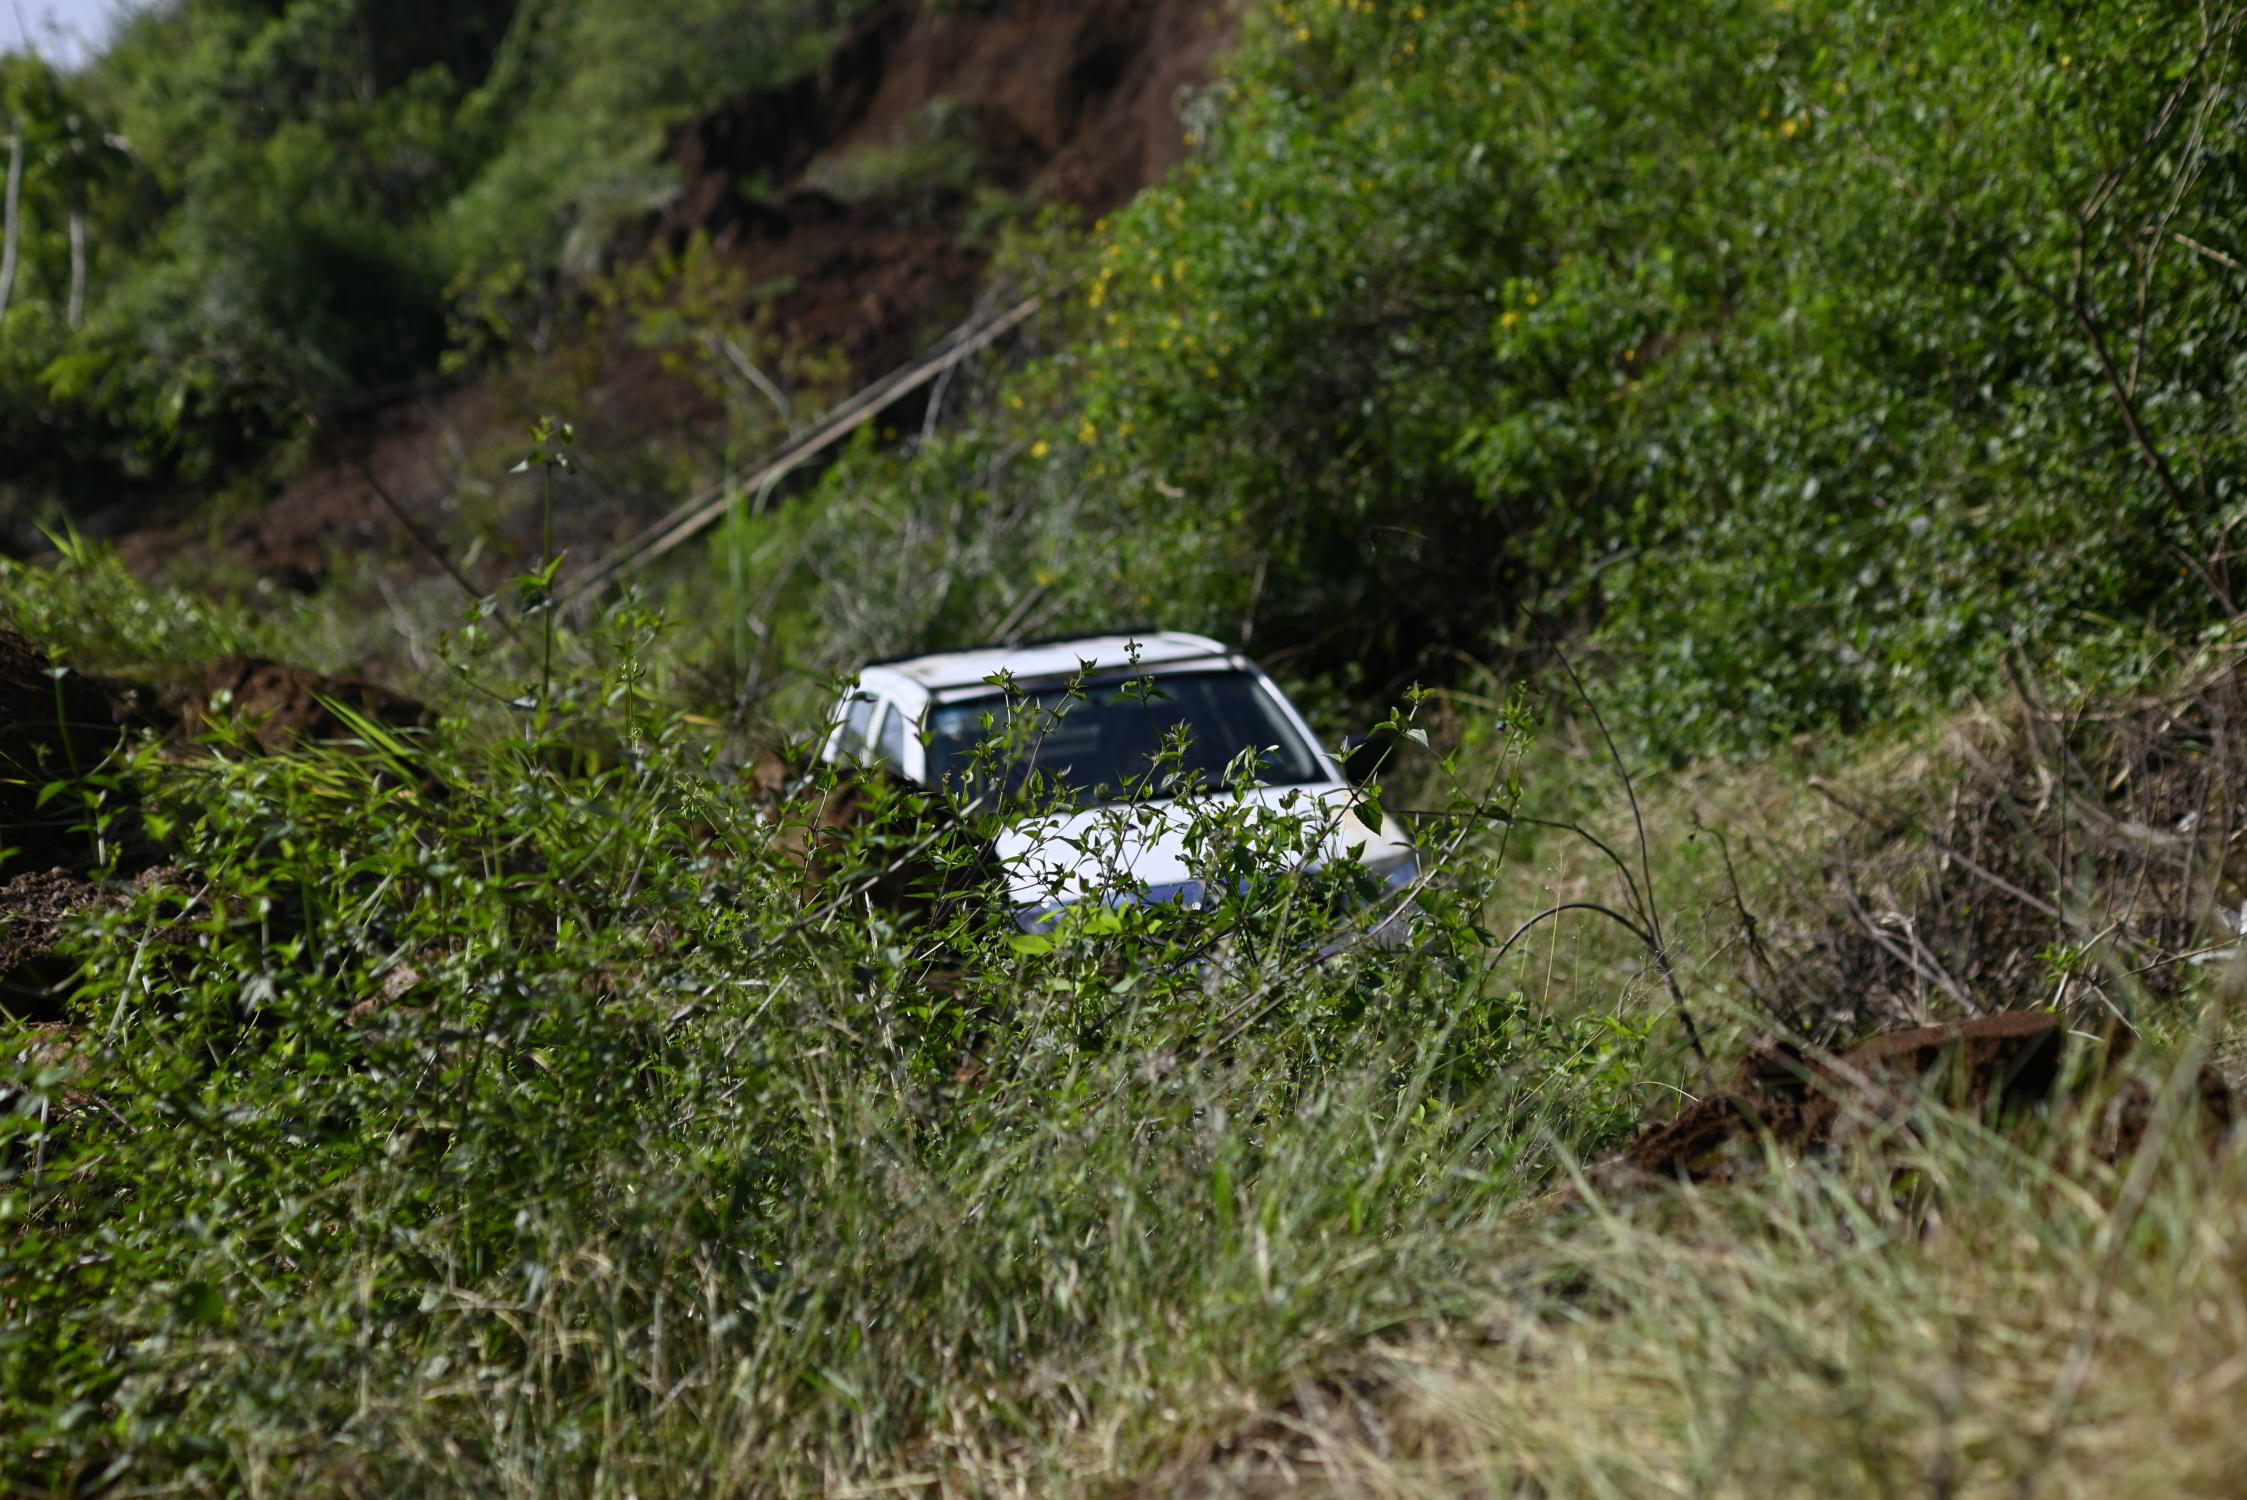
1159;1047;2247;1498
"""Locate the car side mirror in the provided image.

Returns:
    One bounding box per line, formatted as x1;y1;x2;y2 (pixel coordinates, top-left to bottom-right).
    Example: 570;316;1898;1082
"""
1339;728;1398;787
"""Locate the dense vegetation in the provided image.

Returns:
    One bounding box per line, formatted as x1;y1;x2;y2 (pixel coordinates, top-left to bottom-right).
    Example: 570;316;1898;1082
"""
0;0;846;504
9;0;2247;1494
768;0;2247;753
8;0;2240;753
10;540;2247;1496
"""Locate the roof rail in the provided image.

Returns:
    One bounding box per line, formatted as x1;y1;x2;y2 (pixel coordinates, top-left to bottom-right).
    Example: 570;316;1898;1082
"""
861;624;1171;669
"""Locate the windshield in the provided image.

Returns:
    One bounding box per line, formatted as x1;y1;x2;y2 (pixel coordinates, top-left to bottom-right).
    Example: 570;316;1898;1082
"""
925;669;1328;804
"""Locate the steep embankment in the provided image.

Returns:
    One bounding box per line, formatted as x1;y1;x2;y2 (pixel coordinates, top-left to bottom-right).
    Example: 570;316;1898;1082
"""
185;0;1236;594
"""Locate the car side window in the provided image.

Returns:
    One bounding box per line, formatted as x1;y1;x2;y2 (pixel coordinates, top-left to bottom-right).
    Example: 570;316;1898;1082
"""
833;692;877;761
875;701;910;773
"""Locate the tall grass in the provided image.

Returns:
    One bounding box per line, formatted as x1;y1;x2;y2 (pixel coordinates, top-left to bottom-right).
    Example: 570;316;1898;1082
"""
0;566;1645;1495
5;559;2242;1497
1177;1055;2247;1498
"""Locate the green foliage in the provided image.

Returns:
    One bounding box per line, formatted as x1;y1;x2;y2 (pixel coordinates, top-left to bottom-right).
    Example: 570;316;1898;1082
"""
1064;0;2247;750
0;539;313;672
0;559;1653;1493
0;0;858;521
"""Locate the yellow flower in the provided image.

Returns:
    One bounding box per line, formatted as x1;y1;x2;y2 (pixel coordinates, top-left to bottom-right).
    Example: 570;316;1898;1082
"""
1500;309;1523;329
1031;440;1051;459
1079;418;1100;443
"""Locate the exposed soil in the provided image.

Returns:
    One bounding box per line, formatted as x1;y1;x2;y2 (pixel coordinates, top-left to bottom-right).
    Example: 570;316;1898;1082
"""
185;655;430;755
0;628;141;879
2;625;172;1016
0;864;189;1023
168;0;1238;593
0;868;108;1006
1606;1010;2233;1188
2;623;428;1015
658;0;1234;365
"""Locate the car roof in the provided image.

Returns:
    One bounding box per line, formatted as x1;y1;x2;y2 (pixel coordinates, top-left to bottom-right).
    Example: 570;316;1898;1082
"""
860;631;1237;700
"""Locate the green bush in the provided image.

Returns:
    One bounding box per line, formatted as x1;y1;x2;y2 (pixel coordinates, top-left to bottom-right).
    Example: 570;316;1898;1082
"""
0;0;859;522
1064;0;2247;751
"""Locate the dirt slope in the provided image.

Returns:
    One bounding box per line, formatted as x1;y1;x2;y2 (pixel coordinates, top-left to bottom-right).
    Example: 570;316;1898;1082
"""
189;0;1237;594
657;0;1231;367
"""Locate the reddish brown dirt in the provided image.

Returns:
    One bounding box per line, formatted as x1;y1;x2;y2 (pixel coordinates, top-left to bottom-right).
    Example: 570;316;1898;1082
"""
175;0;1237;593
1606;1011;2233;1186
3;624;427;1015
184;655;429;754
118;338;719;594
817;0;1225;216
0;868;106;1011
0;864;188;1022
1;624;190;1015
658;0;1234;365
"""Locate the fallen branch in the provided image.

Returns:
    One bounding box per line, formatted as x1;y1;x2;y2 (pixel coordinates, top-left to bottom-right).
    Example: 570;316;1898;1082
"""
563;291;1051;608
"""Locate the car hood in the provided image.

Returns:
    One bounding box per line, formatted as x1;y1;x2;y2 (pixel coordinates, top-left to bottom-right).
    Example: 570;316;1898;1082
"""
991;782;1415;911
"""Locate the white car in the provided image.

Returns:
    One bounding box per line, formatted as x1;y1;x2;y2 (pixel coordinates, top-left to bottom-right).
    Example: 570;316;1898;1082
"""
820;630;1420;940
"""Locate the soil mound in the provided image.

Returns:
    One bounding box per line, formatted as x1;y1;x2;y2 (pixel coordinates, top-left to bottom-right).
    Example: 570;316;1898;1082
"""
2;633;424;1017
0;628;135;878
0;864;187;1022
1610;1011;2233;1186
184;656;429;754
1;626;185;1015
